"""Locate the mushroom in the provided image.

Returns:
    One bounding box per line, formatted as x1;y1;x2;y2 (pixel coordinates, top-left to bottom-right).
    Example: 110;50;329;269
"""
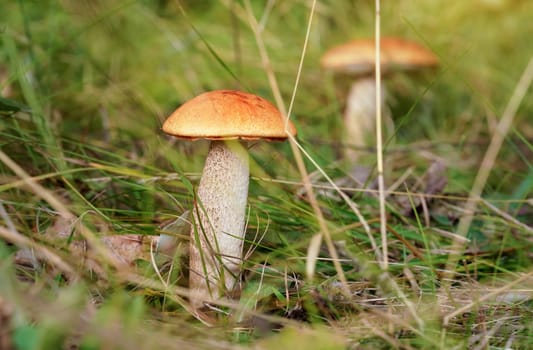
162;90;296;307
321;37;439;162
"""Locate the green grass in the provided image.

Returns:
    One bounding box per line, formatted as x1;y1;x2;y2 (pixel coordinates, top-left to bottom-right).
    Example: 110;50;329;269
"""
1;0;532;349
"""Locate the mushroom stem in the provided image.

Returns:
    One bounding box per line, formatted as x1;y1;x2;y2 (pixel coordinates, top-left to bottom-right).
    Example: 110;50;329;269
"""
189;140;249;306
343;77;393;162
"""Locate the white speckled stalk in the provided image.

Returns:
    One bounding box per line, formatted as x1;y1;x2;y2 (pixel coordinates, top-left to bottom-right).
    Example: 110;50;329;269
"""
189;140;249;307
343;78;392;162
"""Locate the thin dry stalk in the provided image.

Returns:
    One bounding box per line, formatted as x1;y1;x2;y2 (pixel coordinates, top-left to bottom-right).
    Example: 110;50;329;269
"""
242;1;426;330
374;0;388;272
442;56;533;286
242;0;350;293
375;0;395;334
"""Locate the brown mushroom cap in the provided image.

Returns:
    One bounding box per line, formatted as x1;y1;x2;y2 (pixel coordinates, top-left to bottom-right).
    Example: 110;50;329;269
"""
321;37;439;74
162;90;297;141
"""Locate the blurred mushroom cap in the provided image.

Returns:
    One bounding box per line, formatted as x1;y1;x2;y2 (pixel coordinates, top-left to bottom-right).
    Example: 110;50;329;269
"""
321;37;439;75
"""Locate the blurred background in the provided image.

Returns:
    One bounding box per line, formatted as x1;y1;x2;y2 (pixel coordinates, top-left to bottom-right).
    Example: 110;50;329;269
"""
2;0;532;188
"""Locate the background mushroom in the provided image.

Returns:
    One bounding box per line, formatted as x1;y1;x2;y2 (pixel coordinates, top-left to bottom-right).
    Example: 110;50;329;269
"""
321;37;439;162
162;90;296;307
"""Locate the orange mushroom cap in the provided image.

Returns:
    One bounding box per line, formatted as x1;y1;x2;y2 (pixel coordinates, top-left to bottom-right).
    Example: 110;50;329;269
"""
162;90;296;141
